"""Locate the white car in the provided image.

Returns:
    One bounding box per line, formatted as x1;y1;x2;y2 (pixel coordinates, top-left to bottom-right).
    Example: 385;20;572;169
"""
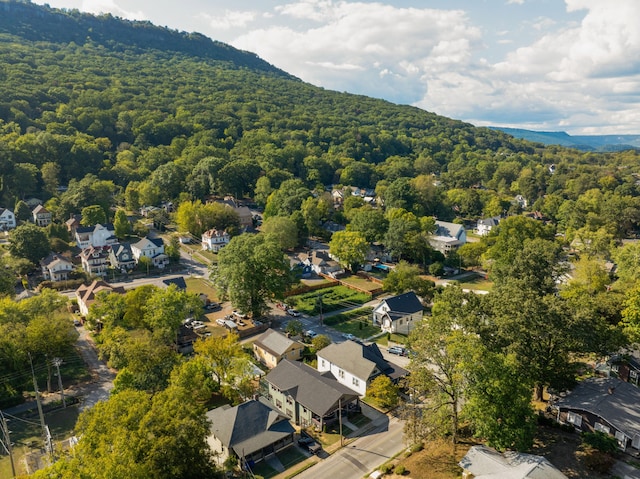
287;309;301;317
343;333;356;341
306;330;318;338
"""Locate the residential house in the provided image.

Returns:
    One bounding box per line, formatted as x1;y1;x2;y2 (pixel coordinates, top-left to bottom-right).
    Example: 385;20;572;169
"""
289;254;313;279
162;276;188;291
253;329;305;369
459;445;567;479
108;243;136;272
556;377;640;451
75;280;125;316
75;223;117;249
372;291;424;335
65;214;82;237
32;205;52;227
366;243;393;264
201;228;230;252
301;250;344;278
79;246;111;277
0;208;16;230
264;359;360;429
206;399;295;468
131;236;168;269
476;216;500;236
428;220;466;255
209;196;253;228
40;253;74;282
139;205;162;217
608;353;640;387
317;341;408;397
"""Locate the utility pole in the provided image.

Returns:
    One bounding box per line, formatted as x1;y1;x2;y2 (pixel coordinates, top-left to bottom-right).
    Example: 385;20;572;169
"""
338;397;343;447
0;411;16;478
52;358;66;408
28;353;50;457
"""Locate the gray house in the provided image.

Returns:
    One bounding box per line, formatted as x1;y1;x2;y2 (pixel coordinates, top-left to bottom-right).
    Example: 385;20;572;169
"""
264;359;359;430
206;399;295;468
372;291;424;334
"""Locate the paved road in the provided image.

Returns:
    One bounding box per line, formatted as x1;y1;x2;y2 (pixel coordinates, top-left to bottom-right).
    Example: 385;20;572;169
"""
295;414;405;479
71;326;115;410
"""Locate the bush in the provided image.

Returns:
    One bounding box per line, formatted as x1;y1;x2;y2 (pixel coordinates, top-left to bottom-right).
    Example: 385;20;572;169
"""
409;443;424;453
378;463;393;473
583;448;615;474
394;465;406;475
582;431;619;454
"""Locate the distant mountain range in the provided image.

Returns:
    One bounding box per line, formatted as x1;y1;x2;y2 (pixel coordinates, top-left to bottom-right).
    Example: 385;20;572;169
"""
490;127;640;152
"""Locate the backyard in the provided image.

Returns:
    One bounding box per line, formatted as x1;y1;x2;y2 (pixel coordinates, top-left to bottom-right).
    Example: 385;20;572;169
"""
287;285;371;316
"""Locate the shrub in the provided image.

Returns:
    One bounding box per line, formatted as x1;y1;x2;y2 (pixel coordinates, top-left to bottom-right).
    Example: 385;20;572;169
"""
394;465;406;475
582;431;618;454
410;443;424;453
583;448;615;474
378;463;393;473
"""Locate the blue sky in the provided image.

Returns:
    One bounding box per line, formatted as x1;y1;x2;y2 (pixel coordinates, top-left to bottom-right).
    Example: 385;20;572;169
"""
33;0;640;135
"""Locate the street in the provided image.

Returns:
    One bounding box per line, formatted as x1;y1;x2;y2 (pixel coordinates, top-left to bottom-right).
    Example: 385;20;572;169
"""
295;414;405;479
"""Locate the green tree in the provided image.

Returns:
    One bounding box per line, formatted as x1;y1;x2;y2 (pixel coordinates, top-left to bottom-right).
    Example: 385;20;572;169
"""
193;333;246;389
113;208;131;238
366;375;399;409
347;206;388;243
9;223;50;263
81;204;108;226
0;256;17;297
285;319;303;336
14;199;32;222
300;196;330;236
262;216;299;250
311;334;331;352
213;234;293;318
383;260;435;301
41;161;61;197
264;179;311;219
329;230;369;272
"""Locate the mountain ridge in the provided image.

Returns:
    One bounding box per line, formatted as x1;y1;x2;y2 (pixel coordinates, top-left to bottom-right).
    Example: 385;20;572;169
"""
490;127;640;152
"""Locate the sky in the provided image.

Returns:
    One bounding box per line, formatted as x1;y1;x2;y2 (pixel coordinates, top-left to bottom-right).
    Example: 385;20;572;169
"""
32;0;640;135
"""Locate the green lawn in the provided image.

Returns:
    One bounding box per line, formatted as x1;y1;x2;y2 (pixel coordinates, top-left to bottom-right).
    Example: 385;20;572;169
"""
339;275;383;293
185;277;218;300
287;286;371;316
329;309;380;339
448;273;493;292
374;333;408;346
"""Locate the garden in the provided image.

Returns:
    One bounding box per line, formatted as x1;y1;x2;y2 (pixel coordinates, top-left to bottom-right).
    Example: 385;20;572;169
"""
286;285;371;316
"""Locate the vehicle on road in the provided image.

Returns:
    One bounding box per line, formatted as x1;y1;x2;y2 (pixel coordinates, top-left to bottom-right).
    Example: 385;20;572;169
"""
287;308;301;317
342;333;356;341
388;346;407;356
305;330;318;338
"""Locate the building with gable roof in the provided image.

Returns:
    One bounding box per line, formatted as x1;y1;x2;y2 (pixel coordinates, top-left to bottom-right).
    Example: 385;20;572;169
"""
131;236;168;268
264;359;359;429
372;291;424;334
75;280;125;316
459;445;567;479
476;216;501;236
108;242;136;271
206;398;295;467
317;341;407;396
201;228;230;252
74;223;117;249
253;329;305;369
40;253;74;282
429;220;467;255
0;207;16;230
79;246;111;277
32;204;52;227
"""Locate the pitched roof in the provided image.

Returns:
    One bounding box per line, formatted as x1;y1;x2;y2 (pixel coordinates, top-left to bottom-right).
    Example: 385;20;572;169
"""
254;329;302;357
556;377;640;439
162;276;187;290
75;280;125;305
381;291;423;314
434;220;465;240
132;236;164;250
318;341;408;381
33;204;49;214
40;252;73;267
459;445;567;479
478;216;500;227
265;360;359;416
207;399;294;457
75;223;115;234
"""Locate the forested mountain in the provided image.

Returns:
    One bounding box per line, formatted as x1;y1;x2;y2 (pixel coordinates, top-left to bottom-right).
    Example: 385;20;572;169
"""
490;127;640;152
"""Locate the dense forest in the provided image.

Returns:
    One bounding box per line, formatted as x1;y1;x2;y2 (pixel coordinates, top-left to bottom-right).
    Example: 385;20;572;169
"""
3;1;640;476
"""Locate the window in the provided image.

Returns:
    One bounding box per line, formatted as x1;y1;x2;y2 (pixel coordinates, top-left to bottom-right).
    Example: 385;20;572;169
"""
615;431;626;448
276;399;282;408
352;378;359;387
321;360;325;368
338;369;345;379
566;412;582;427
595;422;611;434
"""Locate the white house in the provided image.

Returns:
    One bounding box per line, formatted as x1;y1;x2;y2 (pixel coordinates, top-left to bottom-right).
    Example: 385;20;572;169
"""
75;280;125;316
32;204;52;227
372;291;424;335
201;228;230;252
476;216;500;236
317;341;407;397
429;220;467;255
40;253;74;282
131;236;168;268
75;224;117;249
459;445;567;479
0;208;16;230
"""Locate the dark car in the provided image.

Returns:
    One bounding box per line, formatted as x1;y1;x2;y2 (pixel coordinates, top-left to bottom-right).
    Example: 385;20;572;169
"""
204;302;221;311
298;435;321;454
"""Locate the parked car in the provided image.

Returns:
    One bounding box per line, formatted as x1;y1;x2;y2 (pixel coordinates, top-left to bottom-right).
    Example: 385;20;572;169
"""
232;310;247;319
388;346;407;356
297;435;321;454
216;318;226;326
204;302;221;311
287;308;301;317
305;330;318;338
342;333;356;341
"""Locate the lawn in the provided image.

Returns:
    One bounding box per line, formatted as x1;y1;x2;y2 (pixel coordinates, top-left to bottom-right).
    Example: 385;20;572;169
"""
374;333;408;347
185;277;218;300
0;405;80;477
447;272;493;292
287;285;371;315
339;275;383;293
329;309;380;340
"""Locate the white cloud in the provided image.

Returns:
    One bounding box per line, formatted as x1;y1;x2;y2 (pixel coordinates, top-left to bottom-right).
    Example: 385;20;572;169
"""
80;0;145;20
200;10;258;30
506;0;525;4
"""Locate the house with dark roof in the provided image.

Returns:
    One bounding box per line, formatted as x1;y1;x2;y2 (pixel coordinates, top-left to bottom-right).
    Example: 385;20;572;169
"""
317;341;408;396
300;250;344;278
429;220;466;255
75;280;125;316
131;236;168;268
264;359;359;429
372;291;424;334
40;253;74;282
206;399;295;468
476;216;501;236
253;329;305;369
108;242;136;272
162;276;187;291
79;246;111;278
555;377;640;451
74;223;117;249
459;445;567;479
